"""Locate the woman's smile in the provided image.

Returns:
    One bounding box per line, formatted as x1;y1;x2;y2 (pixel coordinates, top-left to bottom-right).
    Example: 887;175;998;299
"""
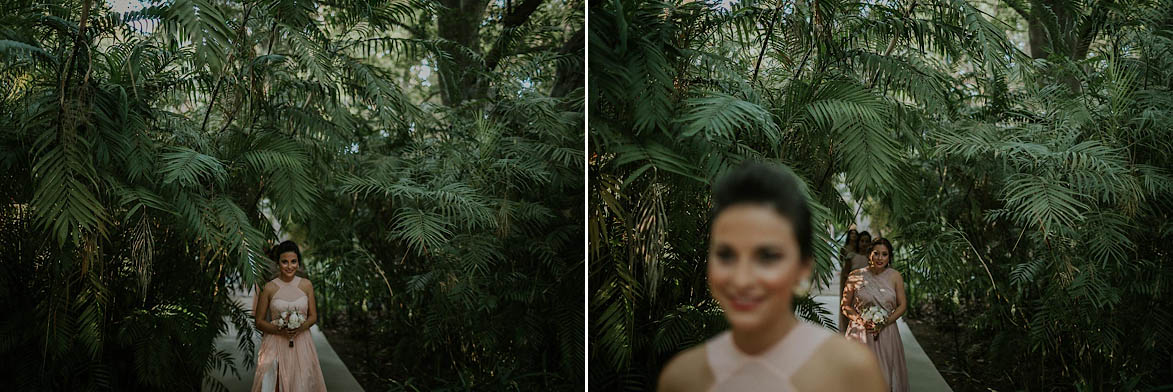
727;294;766;312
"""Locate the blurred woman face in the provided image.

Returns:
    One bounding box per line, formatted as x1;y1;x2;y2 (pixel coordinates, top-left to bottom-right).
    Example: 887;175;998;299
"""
278;251;299;280
847;231;858;248
708;204;811;332
857;235;872;252
869;244;891;269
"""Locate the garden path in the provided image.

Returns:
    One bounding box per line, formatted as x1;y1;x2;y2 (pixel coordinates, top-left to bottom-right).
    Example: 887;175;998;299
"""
812;265;953;392
203;287;365;392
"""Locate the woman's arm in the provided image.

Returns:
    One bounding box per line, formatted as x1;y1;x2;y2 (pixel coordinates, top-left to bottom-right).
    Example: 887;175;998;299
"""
839;255;851;298
254;283;284;335
840;272;862;324
883;271;907;329
296;279;319;335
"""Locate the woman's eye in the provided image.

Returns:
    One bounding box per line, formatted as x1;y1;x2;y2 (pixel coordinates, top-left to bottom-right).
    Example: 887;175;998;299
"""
758;251;781;263
714;249;735;263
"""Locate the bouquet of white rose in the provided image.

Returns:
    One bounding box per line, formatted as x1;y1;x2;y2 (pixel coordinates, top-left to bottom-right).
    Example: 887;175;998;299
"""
861;306;889;340
272;310;306;347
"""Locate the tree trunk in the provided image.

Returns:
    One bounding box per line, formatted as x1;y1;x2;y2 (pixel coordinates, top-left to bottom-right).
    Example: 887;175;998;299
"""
1027;16;1048;59
436;0;547;106
1023;0;1090;92
550;28;584;99
436;0;491;106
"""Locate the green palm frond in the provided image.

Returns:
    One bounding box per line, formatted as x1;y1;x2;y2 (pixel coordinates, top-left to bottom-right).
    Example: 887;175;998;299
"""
30;139;110;246
211;196;268;284
158;0;235;71
1009;258;1047;288
392;207;454;256
1002;173;1088;235
808;80;902;196
794;295;837;331
160;147;227;188
675;92;780;145
0;39;56;64
651;305;724;357
1081;211;1134;264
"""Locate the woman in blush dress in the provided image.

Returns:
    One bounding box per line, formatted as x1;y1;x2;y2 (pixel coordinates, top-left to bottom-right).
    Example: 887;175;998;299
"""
841;231;871;333
837;229;858;333
842;238;908;392
658;162;886;392
251;240;327;392
850;231;872;272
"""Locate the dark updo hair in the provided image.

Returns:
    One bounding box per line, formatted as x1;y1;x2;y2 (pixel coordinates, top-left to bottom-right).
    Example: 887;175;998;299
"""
870;237;894;268
844;229;858;247
857;230;872;249
270;240;302;263
711;162;813;261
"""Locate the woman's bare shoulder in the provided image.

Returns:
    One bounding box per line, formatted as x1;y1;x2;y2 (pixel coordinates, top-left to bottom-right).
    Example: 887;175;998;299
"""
657;344;713;392
821;337;879;371
794;336;886;391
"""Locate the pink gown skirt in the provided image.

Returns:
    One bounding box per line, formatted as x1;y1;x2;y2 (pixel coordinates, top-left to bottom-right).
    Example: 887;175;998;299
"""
843;268;909;392
251;277;327;392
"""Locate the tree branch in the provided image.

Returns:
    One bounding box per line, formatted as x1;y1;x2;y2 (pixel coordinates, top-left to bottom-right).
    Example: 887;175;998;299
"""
551;28;584;99
1000;0;1032;21
869;0;918;89
485;0;546;71
1072;0;1109;60
202;4;254;133
752;2;782;85
58;0;92;123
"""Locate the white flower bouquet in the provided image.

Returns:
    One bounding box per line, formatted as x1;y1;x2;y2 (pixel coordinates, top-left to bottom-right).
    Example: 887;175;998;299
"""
272;310;306;347
861;306;889;340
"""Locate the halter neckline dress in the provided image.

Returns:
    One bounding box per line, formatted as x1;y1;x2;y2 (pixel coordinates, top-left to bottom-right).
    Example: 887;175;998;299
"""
251;276;327;392
844;268;908;392
704;322;833;391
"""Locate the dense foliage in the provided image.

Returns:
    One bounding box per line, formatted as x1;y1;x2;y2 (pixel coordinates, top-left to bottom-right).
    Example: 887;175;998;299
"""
589;0;1171;389
0;0;583;390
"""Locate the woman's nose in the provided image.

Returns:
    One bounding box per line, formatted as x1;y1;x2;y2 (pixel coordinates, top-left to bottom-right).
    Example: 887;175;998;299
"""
730;259;755;287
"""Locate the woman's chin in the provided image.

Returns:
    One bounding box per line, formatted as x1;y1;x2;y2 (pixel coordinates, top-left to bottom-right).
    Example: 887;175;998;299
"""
725;311;773;332
724;305;791;333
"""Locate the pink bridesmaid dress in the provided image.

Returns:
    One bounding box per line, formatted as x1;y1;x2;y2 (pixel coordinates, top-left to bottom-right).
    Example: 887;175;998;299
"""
704;322;834;391
838;251;862;333
251;276;327;392
843;268;908;392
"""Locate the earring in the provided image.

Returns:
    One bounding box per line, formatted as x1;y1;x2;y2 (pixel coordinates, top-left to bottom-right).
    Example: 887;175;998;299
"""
793;278;811;296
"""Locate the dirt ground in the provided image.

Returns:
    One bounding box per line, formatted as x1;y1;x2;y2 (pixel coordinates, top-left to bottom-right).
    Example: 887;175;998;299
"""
319;322;388;391
904;316;1013;392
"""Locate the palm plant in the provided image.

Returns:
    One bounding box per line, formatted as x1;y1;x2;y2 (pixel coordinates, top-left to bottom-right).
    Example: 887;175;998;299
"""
587;0;1169;389
883;1;1173;386
1;0;581;390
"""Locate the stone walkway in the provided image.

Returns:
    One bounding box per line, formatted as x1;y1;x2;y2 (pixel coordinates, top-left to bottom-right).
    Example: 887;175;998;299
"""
203;289;365;392
812;268;953;391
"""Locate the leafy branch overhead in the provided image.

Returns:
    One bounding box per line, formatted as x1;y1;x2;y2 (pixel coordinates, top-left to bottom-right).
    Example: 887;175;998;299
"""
0;0;582;389
590;0;1172;389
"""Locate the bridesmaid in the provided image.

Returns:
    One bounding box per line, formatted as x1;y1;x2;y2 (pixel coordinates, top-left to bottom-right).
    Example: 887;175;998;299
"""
841;238;908;392
252;241;328;392
658;162;886;392
837;229;858;333
850;231;872;271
